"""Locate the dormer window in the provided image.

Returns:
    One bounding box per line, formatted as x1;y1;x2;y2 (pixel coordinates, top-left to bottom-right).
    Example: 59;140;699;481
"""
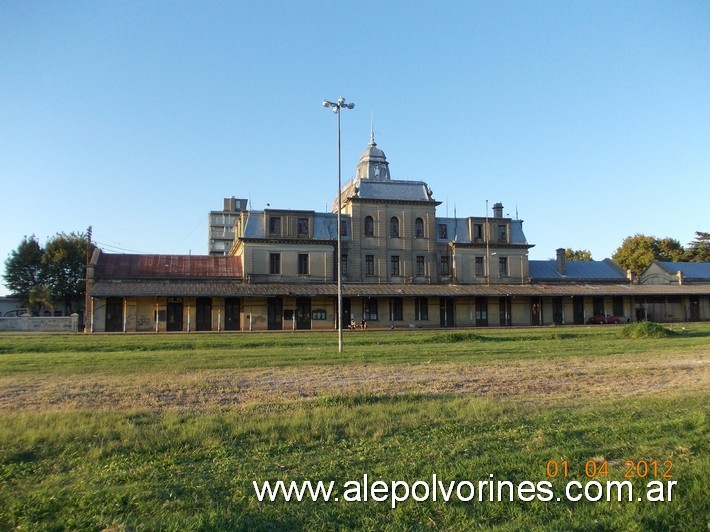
269;216;281;236
474;224;484;241
497;224;507;242
438;224;448;239
297;218;308;237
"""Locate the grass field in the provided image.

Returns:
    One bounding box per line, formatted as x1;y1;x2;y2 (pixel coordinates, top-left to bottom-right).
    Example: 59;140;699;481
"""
0;325;708;530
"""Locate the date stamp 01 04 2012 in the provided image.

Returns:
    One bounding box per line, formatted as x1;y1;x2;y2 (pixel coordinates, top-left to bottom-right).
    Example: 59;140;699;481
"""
546;458;677;502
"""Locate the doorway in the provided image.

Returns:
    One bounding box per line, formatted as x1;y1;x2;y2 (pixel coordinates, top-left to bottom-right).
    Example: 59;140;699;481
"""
573;297;585;325
296;297;311;330
342;297;351;329
224;297;240;331
499;297;512;326
552;298;563;325
167;298;183;332
196;297;212;331
440;297;454;327
690;297;700;321
531;297;542;326
105;297;123;332
475;297;488;327
267;297;283;330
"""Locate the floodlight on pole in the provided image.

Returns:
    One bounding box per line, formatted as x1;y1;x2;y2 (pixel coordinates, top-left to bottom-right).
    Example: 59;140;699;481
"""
323;96;355;353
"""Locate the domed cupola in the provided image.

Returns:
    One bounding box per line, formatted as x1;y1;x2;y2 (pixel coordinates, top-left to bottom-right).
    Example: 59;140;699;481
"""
356;128;390;181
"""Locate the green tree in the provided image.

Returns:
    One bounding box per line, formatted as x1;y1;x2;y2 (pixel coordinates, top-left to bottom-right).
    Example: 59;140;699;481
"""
656;237;685;262
2;235;44;305
28;285;55;316
565;249;593;261
612;234;685;277
42;232;92;313
3;231;93;313
684;231;710;262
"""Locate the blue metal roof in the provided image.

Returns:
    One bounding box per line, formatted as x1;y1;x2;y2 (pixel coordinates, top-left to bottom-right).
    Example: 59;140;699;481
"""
241;211;340;241
436;218;528;245
656;261;710;279
529;259;626;281
242;211;265;238
313;213;340;240
355;180;433;202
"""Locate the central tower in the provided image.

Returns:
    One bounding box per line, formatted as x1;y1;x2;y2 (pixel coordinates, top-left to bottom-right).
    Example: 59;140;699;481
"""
355;129;391;181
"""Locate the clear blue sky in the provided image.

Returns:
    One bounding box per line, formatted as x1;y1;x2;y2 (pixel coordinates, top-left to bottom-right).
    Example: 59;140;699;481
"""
1;1;708;295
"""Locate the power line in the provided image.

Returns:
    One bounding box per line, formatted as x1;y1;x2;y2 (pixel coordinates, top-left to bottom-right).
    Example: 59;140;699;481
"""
93;241;151;254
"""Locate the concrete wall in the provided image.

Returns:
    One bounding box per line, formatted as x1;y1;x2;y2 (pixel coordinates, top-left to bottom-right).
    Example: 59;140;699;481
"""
0;314;79;333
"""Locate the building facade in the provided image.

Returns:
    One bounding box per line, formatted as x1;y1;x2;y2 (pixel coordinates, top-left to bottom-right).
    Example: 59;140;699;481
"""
88;135;710;332
208;197;248;256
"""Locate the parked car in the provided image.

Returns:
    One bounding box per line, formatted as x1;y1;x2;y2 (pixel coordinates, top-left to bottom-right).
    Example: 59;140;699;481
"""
588;314;626;325
3;309;29;317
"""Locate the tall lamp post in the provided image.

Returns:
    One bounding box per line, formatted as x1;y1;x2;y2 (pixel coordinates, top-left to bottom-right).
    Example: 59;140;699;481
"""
323;96;354;353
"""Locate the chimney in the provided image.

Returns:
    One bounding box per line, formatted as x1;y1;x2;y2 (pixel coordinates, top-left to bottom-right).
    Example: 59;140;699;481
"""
556;248;567;275
492;202;504;218
677;270;683;285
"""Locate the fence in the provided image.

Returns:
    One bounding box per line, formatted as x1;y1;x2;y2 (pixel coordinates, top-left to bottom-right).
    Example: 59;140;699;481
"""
0;314;80;333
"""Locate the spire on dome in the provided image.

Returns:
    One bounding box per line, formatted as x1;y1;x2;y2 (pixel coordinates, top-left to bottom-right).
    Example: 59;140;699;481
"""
356;130;390;181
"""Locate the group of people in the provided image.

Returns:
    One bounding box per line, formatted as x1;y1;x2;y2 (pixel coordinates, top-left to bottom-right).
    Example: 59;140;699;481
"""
349;318;368;331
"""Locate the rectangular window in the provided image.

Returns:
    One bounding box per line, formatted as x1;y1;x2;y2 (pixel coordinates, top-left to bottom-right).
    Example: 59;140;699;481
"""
391;255;400;276
365;255;375;275
475;256;484;276
269;217;281;236
340;219;348;237
414;297;428;321
269;253;281;274
390;298;403;321
438;224;448;239
298;253;309;275
341;254;348;275
474;224;484;241
297;218;309;236
416;255;425;276
497;224;507;242
499;256;508;277
440;255;450;276
364;298;378;321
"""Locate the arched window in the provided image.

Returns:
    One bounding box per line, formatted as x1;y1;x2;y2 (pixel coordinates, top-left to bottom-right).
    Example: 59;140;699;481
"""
364;216;374;236
415;217;424;238
390;216;400;238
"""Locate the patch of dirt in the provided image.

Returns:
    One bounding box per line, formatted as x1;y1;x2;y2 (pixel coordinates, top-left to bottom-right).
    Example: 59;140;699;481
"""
0;354;707;412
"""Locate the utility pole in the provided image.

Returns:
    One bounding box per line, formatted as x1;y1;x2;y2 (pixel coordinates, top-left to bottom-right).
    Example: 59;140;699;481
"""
84;225;92;333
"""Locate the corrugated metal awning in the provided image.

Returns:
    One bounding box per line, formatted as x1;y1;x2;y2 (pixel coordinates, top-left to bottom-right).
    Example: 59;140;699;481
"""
90;281;710;299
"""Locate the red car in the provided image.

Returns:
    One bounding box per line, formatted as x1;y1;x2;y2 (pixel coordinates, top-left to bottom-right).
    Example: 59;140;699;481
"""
588;314;625;325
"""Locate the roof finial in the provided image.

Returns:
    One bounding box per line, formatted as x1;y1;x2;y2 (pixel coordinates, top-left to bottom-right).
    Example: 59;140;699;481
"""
369;113;376;146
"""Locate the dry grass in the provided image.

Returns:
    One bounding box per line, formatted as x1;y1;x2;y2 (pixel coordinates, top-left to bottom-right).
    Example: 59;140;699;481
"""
2;349;707;412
